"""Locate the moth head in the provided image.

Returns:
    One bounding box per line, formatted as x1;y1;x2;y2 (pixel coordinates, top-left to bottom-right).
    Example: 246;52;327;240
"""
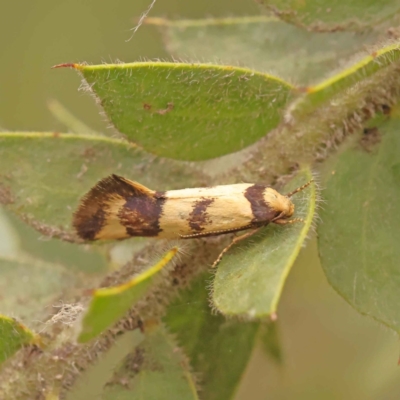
265;178;313;225
264;189;295;221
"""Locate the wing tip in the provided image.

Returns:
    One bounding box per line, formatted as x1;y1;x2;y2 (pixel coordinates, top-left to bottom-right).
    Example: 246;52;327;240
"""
73;174;152;240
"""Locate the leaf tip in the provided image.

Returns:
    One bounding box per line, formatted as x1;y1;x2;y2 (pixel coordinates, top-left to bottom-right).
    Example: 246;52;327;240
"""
51;63;80;70
270;312;278;321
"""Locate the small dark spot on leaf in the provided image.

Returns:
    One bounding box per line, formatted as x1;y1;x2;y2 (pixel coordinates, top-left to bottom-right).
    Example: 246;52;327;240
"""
82;147;96;159
156;102;174;115
143;103;152;110
76;164;88;180
360;127;381;152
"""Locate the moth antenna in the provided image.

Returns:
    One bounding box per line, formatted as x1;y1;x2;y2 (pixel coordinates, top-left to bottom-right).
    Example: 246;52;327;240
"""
274;217;304;225
286;178;314;198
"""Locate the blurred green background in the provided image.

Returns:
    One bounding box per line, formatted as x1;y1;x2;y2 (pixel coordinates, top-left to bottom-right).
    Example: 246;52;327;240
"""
1;1;399;399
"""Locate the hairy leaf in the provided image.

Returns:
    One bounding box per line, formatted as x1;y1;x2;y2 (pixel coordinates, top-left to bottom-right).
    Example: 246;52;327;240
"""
0;132;203;232
259;0;400;30
66;330;144;400
0;315;37;364
102;324;198;400
165;272;259;400
318;116;400;332
78;247;178;343
291;44;400;117
212;168;316;318
147;16;379;85
57;62;293;161
0;256;77;323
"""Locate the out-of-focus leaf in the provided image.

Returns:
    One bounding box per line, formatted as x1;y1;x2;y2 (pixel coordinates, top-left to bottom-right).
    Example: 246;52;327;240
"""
0;256;78;323
0;315;37;364
147;16;379;85
3;209;107;274
318;116;400;332
78;247;178;343
57;62;293;161
102;323;198;400
259;0;400;31
259;321;283;364
0;132;204;232
212;168;316;318
0;207;19;258
165;272;259;400
66;330;144;400
47;99;98;135
290;43;400;117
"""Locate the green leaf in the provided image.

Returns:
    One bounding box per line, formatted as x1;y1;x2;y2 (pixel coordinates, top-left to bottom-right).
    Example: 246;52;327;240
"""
102;324;198;400
259;321;283;364
0;315;37;364
58;62;293;161
147;16;379;85
0;132;203;232
0;207;19;258
3;209;107;274
259;0;400;30
165;272;259;400
212;168;316;318
291;43;400;117
66;330;145;400
0;256;78;322
0;208;97;322
318;116;400;332
78;247;178;343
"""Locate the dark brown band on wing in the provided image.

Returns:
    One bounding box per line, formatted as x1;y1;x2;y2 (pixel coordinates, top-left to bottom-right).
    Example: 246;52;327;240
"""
122;191;166;237
188;197;215;232
73;174;163;240
73;175;138;240
244;184;277;224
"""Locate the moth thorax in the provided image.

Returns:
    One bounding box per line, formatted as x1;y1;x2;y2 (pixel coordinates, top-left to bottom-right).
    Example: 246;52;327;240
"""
263;188;295;218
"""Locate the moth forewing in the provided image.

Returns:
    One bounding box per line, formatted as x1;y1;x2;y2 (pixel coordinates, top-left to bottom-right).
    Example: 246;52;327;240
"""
159;184;254;238
73;175;312;244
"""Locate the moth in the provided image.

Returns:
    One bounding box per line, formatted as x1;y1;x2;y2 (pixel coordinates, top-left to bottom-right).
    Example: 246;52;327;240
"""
73;174;312;266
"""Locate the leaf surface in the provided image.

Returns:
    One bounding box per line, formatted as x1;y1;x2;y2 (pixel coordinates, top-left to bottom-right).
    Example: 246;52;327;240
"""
165;272;259;400
318;115;400;332
102;324;198;400
212;168;316;318
147;16;379;85
0;132;203;231
78;247;178;342
60;62;293;161
291;44;400;117
0;315;37;364
259;0;400;30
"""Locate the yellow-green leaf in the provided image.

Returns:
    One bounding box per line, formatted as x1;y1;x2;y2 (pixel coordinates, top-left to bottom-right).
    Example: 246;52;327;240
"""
78;247;178;342
147;16;379;85
318;116;400;332
212;168;316;318
0;132;203;232
0;315;37;364
102;324;198;400
259;0;400;30
58;62;293;161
